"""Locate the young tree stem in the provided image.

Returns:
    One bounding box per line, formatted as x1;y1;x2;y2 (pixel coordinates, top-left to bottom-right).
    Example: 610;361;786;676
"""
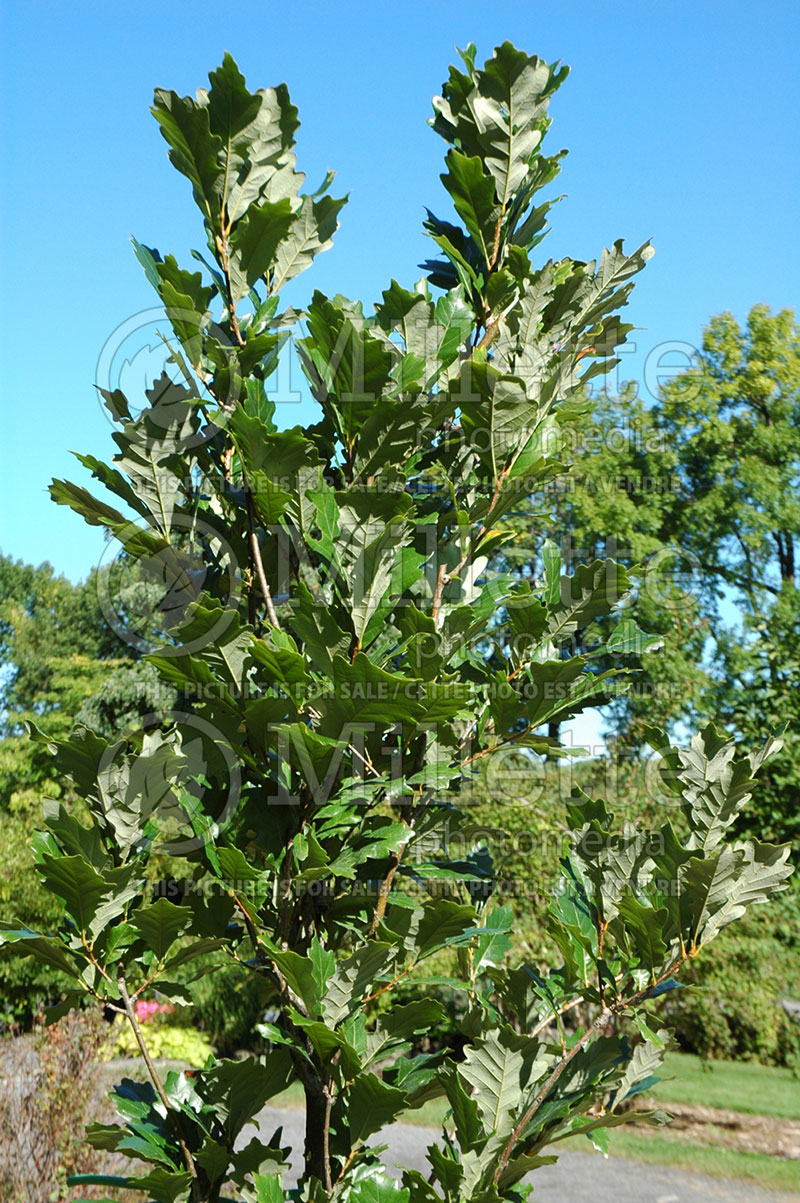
117;973;201;1196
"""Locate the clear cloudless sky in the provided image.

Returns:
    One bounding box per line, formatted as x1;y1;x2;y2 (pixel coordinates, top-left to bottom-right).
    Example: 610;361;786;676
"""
1;0;798;587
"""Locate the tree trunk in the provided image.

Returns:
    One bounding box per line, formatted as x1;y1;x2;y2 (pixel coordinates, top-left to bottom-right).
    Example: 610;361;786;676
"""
302;1078;331;1191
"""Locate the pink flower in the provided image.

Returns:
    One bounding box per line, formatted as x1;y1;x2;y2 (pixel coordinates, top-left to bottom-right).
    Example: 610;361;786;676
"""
134;999;174;1024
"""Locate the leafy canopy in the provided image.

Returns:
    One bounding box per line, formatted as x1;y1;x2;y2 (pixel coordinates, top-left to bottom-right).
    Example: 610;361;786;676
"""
0;43;792;1203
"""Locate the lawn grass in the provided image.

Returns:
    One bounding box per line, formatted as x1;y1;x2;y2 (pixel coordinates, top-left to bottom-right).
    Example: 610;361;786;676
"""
607;1129;800;1195
649;1050;800;1120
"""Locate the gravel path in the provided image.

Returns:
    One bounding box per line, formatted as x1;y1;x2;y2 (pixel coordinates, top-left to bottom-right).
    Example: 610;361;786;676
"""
254;1104;800;1202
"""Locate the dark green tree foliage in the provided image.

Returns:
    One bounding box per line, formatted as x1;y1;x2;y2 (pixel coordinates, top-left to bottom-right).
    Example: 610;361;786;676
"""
0;553;174;809
0;557;121;734
658;306;800;601
0;558;176;1024
657;306;800;848
0;46;793;1203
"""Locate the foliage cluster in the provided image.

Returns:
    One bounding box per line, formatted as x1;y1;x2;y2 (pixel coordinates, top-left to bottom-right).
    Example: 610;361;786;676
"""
519;307;800;852
0;42;794;1203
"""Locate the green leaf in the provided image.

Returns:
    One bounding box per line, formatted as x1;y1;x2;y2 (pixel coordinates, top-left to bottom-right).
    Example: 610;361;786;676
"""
163;937;228;972
269;942;332;1018
297;293;395;442
474;905;514;970
40;797;109;870
216;846;270;910
38;855;112;936
608;1036;669;1111
230;411;319;526
460;1029;528;1138
249;1175;285;1203
434;287;473;369
440;1067;483;1150
208;54;297;204
365;1001;446;1067
315;654;426;737
340;1072;407;1144
322;942;395;1025
195;1139;231;1182
126;1168;194;1202
415;900;477;957
347;1172;410;1203
96;729;195;860
547;560;631;643
615;894;668;977
495;1151;558;1191
289;1015;362;1078
251;627;311;693
151;85;222;229
0;924;81;979
458;362;540;478
606;617;664;655
272;192;347;292
228;199;295;301
130;899;192;960
684;840;793;949
648;724;783;853
203;1051;293;1143
441;150;499;263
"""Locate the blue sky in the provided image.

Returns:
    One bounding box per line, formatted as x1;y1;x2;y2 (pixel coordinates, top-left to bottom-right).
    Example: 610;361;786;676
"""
1;0;799;587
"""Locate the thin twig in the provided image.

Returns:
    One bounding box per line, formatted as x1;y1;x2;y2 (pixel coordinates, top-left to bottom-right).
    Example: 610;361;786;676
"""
117;973;200;1195
251;526;281;627
279;837;295;949
431;544;472;628
244;480;281;628
216;228;246;349
529;995;585;1039
363;961;416;1005
322;1087;333;1192
367;852;402;938
489;213;503;271
431;563;447;626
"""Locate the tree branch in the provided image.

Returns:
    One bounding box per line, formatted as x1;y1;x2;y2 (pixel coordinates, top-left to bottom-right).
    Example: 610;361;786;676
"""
494;952;692;1182
494;1005;614;1183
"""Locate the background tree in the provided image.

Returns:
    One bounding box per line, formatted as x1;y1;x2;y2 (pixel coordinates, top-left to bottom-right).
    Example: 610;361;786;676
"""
658;305;800;849
0;556;175;1024
659;306;800;601
0;557;118;733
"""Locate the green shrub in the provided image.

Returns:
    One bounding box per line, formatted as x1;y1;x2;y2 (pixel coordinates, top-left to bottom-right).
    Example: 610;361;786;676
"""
2;43;795;1203
110;1017;214;1065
